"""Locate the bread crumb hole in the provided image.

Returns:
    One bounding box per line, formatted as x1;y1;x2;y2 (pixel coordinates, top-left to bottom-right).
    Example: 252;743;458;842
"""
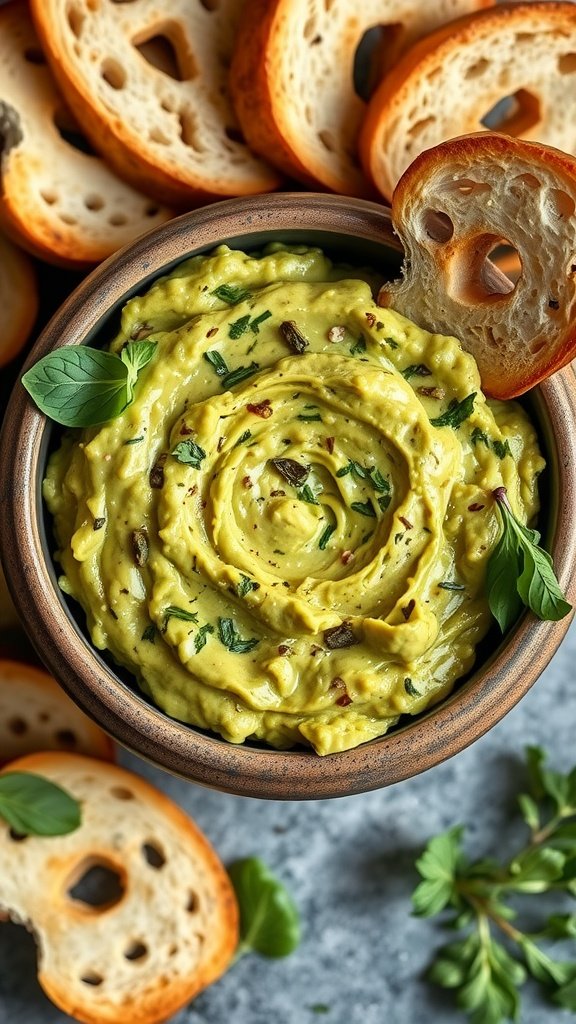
23;47;46;65
354;24;402;100
199;0;219;9
480;89;540;136
8;717;27;735
134;31;196;82
101;58;126;90
124;940;148;961
168;944;179;956
407;115;435;140
530;339;546;354
84;194;104;211
318;129;336;152
559;53;576;74
55;728;77;747
568;259;576;277
488;244;522;286
68;860;125;910
303;16;317;40
53;107;96;155
439;177;491;196
149;127;170;145
464;58;490;79
81;972;103;986
225;124;245;145
421;210;453;243
67;5;85;38
448;235;519;305
546;188;575;220
110;786;135;800
109;213;128;226
161;96;176;112
40;189;58;206
512;173;540;189
38;712;50;722
59;213;77;226
179;110;206;151
142;842;166;869
187;892;199;912
145;204;159;216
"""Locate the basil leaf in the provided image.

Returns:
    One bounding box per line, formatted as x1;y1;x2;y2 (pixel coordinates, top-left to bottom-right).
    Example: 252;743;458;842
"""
171;439;206;468
487;519;524;633
121;340;157;377
516;544;572;622
228;857;300;958
22;348;129;427
430;393;476;429
0;772;81;836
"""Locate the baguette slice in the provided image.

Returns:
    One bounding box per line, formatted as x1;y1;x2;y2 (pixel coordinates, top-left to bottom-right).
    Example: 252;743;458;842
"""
361;1;576;201
0;230;38;366
379;133;576;399
29;0;281;206
0;2;173;267
229;0;494;197
0;752;239;1024
0;660;114;764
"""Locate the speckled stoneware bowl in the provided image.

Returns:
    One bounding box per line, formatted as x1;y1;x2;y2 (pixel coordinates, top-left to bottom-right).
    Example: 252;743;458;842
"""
2;193;576;799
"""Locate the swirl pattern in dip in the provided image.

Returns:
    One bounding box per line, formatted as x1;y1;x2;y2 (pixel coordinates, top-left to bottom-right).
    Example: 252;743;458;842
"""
44;246;544;755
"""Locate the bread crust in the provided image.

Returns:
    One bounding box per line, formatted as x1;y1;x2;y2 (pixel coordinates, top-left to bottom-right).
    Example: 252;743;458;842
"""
230;0;494;197
360;1;576;200
0;231;38;367
0;2;174;267
0;752;239;1024
29;0;281;206
0;659;115;764
380;133;576;398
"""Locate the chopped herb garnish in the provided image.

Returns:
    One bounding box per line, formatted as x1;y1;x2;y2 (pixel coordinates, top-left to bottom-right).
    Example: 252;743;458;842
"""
236;575;257;598
360;530;374;545
270;457;310;487
430;393;476;429
131;528;149;567
318;523;336;550
194;623;214;652
212;283;252;305
493;438;512;459
164;606;199;625
250;310;272;334
123;435;144;445
384;336;399;349
229;314;251;339
438;581;465;592
368;468;390;493
221;362;260;389
141;624;156;643
402;364;431;380
218;617;260;654
279;320;309;354
350;334;367;356
234;429;252;447
93;517;105;531
336;463;352;478
298;484;319;505
324;623;359;649
404;677;421;697
204;350;229;376
351;499;376;518
171;438;206;468
378;494;391;512
471;427;489;446
297;413;322;422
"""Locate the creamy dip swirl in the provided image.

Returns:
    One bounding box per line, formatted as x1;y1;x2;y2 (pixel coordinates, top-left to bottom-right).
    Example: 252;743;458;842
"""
44;246;544;755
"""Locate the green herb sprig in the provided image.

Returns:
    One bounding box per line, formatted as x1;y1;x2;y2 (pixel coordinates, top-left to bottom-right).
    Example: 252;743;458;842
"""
218;616;259;654
487;487;571;632
0;773;81;837
430;392;476;429
228;857;300;959
413;746;576;1024
22;341;157;428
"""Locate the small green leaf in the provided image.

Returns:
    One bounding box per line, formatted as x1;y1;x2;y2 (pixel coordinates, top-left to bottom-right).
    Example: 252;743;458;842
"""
236;575;256;598
22;347;129;427
228;857;300;958
517;793;540;831
212;283;252;305
141;624;156;643
516;542;572;622
413;826;464;916
121;340;157;379
508;846;566;892
486;506;524;633
520;938;575;987
204;350;229;376
164;606;199;625
233;429;252;448
298;485;319;505
221;362;260;389
229;314;251;339
250;310;272;334
402;363;431;380
318;523;336;550
351;499;376;518
194;623;214;652
0;772;81;836
554;971;576;1012
171;438;206;468
492;439;512;459
297;413;323;422
350;334;367;356
218;617;259;654
471;427;489;447
430;393;476;429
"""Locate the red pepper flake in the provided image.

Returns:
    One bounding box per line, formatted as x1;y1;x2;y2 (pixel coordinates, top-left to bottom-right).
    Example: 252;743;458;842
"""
242;475;253;489
278;644;293;656
341;550;354;565
206;326;219;338
179;423;193;435
399;516;413;530
247;399;273;418
217;436;225;452
270;489;286;497
336;693;353;707
401;599;416;621
324;623;359;649
365;312;376;327
418;386;445;400
468;502;485;512
325;436;335;454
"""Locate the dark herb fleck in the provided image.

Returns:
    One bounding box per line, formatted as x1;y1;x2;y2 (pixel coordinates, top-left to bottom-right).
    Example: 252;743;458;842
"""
350;334;367;356
141;624;156;643
228;314;251;339
297;484;319;505
93;517;105;531
468;502;485;512
164;606;199;626
123;436;144;445
430;393;476;429
471;427;489;446
324;623;359;649
402;364;431;380
384;336;398;348
438;581;465;592
236;575;257;598
378;494;391;512
212;283;252;305
149;454;166;489
351;499;376;518
131;528;149;567
280;320;309;354
297;413;322;422
221;362;260;389
234;429;252;447
404;677;421;697
194;623;214;652
218;617;260;654
402;599;416;621
250;310;272;334
270;458;310;487
493;438;512;459
318;523;336;550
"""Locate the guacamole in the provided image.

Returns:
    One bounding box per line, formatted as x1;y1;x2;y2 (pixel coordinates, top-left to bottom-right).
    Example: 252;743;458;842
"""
44;246;544;755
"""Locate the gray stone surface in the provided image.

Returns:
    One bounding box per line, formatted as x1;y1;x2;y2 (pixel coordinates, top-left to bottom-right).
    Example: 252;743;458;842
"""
1;622;575;1024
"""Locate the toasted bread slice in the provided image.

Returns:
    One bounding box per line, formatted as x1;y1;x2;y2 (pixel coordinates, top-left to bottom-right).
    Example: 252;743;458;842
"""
0;230;37;367
229;0;494;197
29;0;281;206
0;752;239;1024
361;1;576;201
0;660;114;764
0;2;173;268
379;133;576;399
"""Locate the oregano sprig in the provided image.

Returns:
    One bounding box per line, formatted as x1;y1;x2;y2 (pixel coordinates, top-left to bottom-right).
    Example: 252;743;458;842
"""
413;746;576;1024
487;487;571;632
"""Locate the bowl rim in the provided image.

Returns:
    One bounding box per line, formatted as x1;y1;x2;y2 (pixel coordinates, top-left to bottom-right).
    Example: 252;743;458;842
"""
2;192;576;800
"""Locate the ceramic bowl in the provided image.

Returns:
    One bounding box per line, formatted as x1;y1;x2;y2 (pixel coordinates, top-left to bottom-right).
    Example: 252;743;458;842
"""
2;193;576;799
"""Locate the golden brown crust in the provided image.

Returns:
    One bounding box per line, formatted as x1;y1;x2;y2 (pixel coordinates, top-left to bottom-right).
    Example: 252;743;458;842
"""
0;232;38;366
0;752;239;1024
